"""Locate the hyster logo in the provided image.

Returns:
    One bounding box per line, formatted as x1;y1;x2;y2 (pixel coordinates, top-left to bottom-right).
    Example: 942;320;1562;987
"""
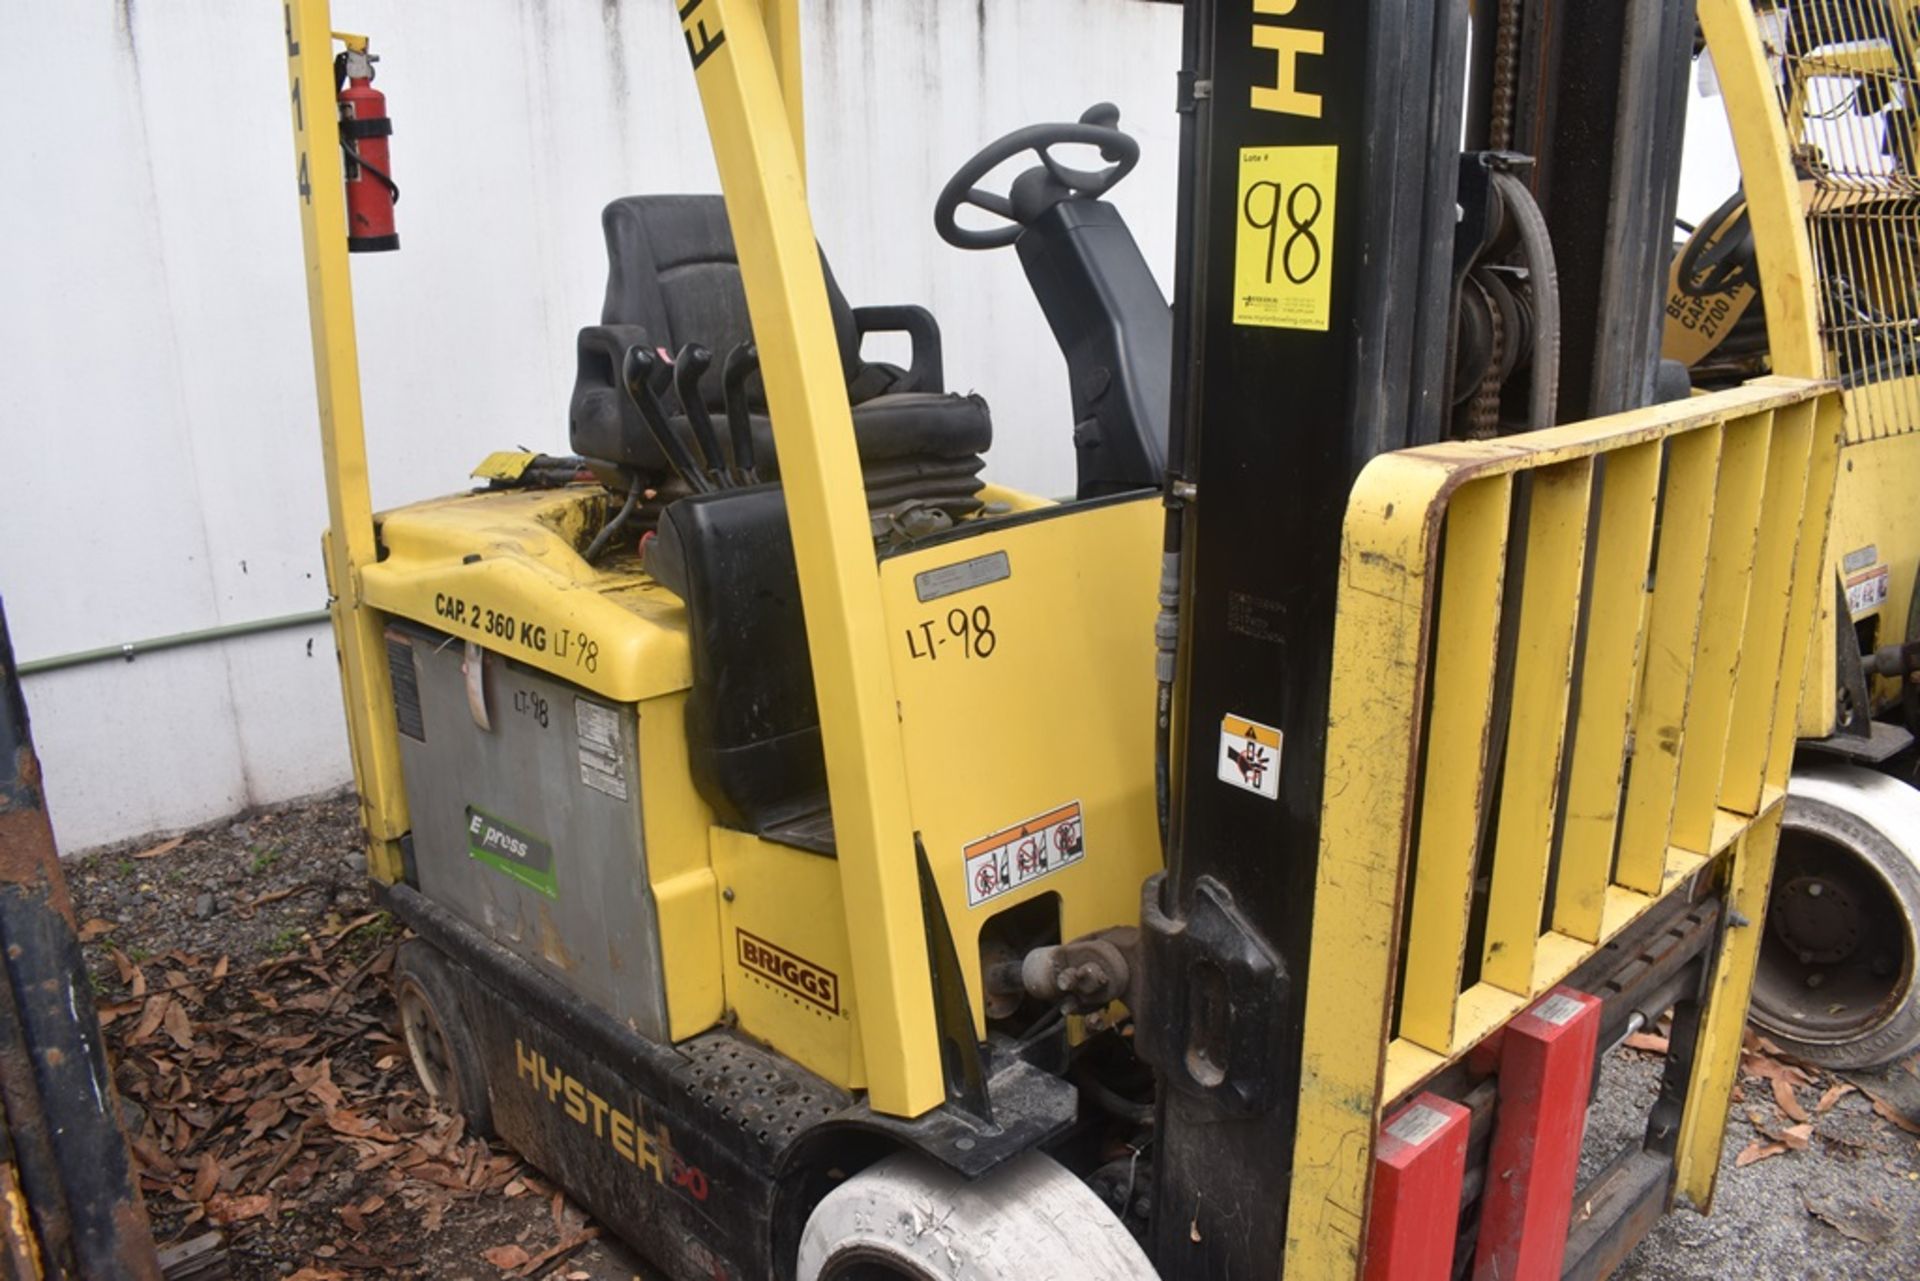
737;930;840;1014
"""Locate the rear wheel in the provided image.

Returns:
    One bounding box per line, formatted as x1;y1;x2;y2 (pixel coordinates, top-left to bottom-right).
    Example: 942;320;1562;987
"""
394;939;494;1136
794;1150;1156;1281
1749;765;1920;1069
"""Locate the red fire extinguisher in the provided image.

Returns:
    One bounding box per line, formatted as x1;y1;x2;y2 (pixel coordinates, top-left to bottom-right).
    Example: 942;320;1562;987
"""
335;40;399;252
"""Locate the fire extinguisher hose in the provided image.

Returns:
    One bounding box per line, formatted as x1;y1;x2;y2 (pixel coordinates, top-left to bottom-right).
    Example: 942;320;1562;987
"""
340;141;400;203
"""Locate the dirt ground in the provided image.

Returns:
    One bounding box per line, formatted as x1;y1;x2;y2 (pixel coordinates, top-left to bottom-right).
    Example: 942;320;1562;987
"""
69;792;595;1280
67;790;1920;1279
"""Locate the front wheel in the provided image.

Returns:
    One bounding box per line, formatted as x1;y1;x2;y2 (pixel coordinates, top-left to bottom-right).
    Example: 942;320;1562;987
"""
1748;764;1920;1069
795;1150;1156;1281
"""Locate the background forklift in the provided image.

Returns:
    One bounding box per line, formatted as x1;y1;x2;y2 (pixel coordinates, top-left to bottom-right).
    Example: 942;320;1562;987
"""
286;1;1840;1278
1665;0;1920;1073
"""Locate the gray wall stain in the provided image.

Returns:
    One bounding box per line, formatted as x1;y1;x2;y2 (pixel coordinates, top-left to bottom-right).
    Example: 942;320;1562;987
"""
115;0;139;70
601;0;629;109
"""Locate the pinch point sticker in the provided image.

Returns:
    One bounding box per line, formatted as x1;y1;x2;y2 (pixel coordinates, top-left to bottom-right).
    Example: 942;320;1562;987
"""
1218;713;1282;800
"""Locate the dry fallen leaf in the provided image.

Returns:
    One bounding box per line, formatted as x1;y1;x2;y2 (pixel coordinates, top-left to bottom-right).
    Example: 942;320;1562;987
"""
1781;1122;1813;1151
1773;1076;1811;1123
1815;1082;1856;1114
242;1097;288;1143
513;1228;602;1278
1736;1139;1787;1167
131;994;172;1045
95;999;142;1028
1867;1092;1920;1137
206;1192;273;1225
133;836;185;860
190;1156;220;1204
162;999;197;1053
78;918;118;942
1743;1051;1816;1089
481;1244;532;1269
1623;1032;1670;1054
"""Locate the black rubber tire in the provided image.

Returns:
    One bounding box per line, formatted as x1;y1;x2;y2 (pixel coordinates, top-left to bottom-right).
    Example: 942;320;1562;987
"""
393;939;494;1137
1749;765;1920;1070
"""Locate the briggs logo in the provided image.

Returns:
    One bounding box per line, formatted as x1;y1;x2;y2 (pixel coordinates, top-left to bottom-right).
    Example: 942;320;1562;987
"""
737;930;839;1014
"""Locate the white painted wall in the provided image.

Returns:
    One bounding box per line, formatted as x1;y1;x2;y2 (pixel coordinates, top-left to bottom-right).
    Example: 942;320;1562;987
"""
1679;54;1743;228
0;1;1184;852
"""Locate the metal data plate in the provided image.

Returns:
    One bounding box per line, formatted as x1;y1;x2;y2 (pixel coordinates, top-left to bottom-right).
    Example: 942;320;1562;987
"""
393;630;670;1041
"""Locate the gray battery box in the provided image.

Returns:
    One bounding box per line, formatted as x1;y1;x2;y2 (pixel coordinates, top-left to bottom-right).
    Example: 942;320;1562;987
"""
387;626;670;1041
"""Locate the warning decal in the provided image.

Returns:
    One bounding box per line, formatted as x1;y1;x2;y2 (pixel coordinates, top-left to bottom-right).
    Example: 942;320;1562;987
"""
1233;145;1337;331
963;802;1085;908
1847;564;1890;617
1385;1103;1451;1147
1218;713;1282;800
575;697;628;801
1531;992;1584;1027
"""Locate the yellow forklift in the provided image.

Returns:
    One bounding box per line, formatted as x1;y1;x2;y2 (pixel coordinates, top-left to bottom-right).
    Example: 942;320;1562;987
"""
285;1;1839;1277
1669;0;1920;1071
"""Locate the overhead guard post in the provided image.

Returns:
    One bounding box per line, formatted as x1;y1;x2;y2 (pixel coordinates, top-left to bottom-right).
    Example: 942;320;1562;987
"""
677;0;945;1118
283;0;410;881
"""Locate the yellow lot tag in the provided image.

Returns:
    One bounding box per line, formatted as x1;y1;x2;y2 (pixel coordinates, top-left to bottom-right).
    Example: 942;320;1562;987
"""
1219;713;1282;800
1233;145;1337;331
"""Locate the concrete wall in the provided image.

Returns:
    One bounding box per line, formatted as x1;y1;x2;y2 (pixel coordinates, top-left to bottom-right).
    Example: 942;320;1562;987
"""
0;1;1184;852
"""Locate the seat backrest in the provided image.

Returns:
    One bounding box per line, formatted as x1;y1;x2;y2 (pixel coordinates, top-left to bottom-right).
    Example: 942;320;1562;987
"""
599;195;864;408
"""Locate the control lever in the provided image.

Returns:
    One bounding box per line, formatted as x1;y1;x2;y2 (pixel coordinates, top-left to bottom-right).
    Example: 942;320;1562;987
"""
722;342;761;484
672;344;731;490
644;344;675;399
621;346;714;494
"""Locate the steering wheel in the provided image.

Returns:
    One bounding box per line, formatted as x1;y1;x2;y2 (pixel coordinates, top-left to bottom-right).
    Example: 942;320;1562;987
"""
935;103;1141;250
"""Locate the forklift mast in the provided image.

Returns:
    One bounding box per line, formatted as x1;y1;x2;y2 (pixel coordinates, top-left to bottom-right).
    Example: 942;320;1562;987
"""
1147;1;1835;1276
1145;2;1458;1270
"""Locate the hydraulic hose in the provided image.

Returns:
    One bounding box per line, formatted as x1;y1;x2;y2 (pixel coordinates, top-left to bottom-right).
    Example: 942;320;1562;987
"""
1154;550;1180;845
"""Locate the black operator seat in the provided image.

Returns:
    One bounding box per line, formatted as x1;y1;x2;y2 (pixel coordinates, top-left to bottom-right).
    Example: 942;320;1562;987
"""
569;196;992;520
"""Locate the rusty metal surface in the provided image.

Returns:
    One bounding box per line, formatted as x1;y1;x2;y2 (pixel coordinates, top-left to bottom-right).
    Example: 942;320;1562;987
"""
0;601;163;1278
